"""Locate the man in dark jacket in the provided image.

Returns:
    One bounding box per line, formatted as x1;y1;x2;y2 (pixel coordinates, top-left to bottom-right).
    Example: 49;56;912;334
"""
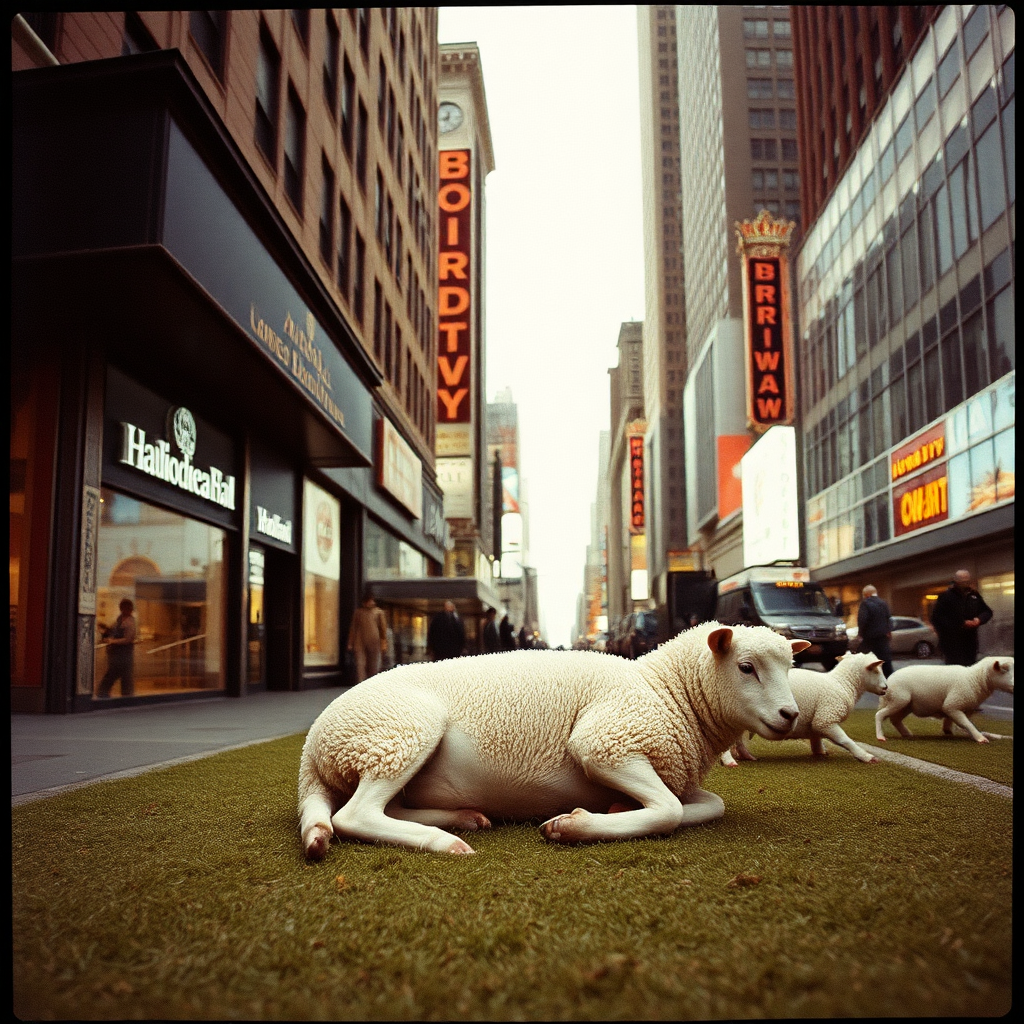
857;585;894;677
499;614;516;651
482;607;501;654
930;570;993;666
427;600;465;661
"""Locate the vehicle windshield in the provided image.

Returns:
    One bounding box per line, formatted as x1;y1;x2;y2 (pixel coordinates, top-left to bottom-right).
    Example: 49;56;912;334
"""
637;612;657;632
751;582;833;617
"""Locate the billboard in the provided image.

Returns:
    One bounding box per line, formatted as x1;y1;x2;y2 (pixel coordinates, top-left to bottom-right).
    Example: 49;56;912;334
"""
741;426;799;566
437;149;472;429
436;456;473;518
628;434;645;534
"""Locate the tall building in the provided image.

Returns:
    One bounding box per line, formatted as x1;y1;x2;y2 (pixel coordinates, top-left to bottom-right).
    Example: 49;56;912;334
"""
793;5;1015;652
486;387;532;634
636;5;688;610
676;5;802;581
576;432;611;645
12;10;451;713
606;322;645;626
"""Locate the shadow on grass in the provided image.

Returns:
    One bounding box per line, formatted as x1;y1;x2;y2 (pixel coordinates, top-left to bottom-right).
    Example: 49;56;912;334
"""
13;731;1012;1020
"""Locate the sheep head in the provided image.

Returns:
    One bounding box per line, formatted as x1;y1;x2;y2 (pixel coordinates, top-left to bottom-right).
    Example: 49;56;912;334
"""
986;657;1014;694
706;625;806;740
843;652;888;696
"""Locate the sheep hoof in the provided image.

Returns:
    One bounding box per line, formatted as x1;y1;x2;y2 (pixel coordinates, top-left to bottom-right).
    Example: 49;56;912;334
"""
303;824;333;861
866;756;880;764
454;810;492;831
541;808;590;843
978;736;990;745
447;838;476;855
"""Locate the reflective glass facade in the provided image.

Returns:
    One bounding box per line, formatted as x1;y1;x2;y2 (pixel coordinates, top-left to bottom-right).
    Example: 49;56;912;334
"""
797;5;1014;571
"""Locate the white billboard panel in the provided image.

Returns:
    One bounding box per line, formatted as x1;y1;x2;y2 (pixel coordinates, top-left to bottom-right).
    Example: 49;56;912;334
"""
741;425;799;567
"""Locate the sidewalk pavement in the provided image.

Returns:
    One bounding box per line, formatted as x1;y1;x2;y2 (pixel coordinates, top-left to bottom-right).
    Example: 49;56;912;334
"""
11;686;346;806
11;656;1012;807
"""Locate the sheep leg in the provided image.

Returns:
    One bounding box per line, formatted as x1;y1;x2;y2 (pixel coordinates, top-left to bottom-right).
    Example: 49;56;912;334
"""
734;736;757;760
943;708;990;744
876;705;914;740
298;745;342;860
809;734;828;757
331;744;477;855
540;756;688;843
820;723;879;763
384;799;492;832
720;748;739;767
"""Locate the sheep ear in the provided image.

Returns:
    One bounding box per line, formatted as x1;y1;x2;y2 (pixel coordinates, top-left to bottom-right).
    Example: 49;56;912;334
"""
868;659;884;671
992;660;1001;671
707;627;733;656
790;640;812;654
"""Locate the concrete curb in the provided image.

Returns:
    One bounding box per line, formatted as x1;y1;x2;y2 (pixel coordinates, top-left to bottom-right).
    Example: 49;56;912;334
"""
861;743;1013;799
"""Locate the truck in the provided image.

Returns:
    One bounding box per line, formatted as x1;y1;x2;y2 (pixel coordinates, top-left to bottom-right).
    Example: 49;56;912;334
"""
712;565;848;669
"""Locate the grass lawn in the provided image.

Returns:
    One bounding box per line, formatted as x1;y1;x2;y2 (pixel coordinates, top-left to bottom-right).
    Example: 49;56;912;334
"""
13;728;1012;1020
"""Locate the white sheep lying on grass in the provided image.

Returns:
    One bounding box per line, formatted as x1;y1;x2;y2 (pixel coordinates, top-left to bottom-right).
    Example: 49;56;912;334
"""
875;657;1014;744
721;652;888;766
298;622;809;857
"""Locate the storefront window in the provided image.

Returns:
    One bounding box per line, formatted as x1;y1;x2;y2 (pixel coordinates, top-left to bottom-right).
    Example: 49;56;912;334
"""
93;489;227;697
303;479;341;667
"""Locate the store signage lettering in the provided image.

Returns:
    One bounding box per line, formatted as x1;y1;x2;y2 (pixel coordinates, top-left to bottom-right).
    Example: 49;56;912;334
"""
255;506;293;543
746;257;791;427
437;149;472;424
377;418;424;519
890;422;946;482
892;464;949;537
629;435;645;534
249;305;345;430
120;409;235;510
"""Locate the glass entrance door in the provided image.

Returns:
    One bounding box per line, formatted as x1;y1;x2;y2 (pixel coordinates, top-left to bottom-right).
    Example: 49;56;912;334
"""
247;545;267;689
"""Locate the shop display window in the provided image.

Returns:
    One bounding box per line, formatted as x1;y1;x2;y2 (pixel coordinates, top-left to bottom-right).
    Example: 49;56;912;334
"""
303;479;341;667
93;489;227;698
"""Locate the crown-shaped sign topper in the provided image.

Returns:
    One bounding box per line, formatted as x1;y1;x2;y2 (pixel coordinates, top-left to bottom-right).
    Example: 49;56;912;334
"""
735;209;796;255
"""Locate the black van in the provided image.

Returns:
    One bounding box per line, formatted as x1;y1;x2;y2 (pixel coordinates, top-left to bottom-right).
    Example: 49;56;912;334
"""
714;566;849;669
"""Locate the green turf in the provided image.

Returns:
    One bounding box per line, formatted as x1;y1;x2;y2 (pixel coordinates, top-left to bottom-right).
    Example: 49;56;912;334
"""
13;731;1012;1020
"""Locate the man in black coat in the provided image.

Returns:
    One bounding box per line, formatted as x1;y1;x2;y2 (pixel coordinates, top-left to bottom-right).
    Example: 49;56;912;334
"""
482;607;501;654
857;585;894;677
930;569;993;666
427;600;466;661
499;614;516;651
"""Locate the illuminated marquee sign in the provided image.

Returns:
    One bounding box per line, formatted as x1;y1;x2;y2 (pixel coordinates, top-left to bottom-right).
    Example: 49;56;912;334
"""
437;149;472;426
893;463;949;537
120;408;236;510
890;421;946;482
629;435;645;534
735;210;796;431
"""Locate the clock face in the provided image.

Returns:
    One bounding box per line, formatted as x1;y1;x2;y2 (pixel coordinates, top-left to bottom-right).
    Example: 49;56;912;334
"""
438;101;464;134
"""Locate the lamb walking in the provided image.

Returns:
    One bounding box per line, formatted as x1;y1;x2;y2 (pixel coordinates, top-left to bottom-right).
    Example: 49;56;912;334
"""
721;652;889;765
298;622;809;857
875;657;1013;743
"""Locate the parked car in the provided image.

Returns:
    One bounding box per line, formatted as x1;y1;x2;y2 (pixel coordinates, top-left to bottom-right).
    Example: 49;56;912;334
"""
847;616;939;659
623;610;660;660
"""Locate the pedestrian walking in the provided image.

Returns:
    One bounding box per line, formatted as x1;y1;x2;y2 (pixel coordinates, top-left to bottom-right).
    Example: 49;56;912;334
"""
857;585;894;677
482;607;501;654
96;598;138;698
499;613;516;651
346;592;388;683
930;569;993;666
428;600;466;661
518;625;531;650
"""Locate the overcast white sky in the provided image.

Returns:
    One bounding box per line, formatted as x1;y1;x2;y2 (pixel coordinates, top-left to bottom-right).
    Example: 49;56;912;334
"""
438;5;646;646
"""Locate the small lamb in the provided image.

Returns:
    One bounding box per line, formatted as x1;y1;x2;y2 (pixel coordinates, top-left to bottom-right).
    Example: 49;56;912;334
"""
721;652;888;765
298;622;809;857
875;656;1014;744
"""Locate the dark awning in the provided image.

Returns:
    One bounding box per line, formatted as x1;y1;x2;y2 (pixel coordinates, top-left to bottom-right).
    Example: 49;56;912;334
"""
366;576;503;617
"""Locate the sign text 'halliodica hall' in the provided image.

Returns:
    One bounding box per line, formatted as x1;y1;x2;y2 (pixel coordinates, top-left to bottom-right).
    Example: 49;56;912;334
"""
120;410;236;511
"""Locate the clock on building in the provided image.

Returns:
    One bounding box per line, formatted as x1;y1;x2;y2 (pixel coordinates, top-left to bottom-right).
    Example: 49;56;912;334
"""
438;101;464;134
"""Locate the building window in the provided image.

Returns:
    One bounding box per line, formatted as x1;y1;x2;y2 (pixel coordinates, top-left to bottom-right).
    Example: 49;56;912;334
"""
776;49;793;70
752;170;765;190
353;233;366;323
355;100;369;190
323;13;339;116
340;58;355;157
777;78;795;100
255;27;280;165
94;490;228;698
337;195;352;296
781;138;798;161
746;48;771;68
937;43;960;98
357;7;370;59
748;78;774;99
291;9;309;48
963;5;989;60
284;87;306;211
782;169;799;190
779;109;797;130
303;480;340;669
190;10;226;80
749;109;776;129
744;19;769;39
773;19;791;39
319;158;334;265
975;121;1008;231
